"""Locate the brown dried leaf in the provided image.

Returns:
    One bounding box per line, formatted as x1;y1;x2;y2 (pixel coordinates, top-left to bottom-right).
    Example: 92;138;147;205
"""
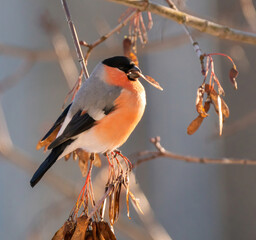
128;190;143;215
123;37;139;66
96;222;106;240
73;151;78;161
63;219;76;240
71;215;88;240
205;84;229;119
187;116;204;135
109;192;115;225
195;86;208;118
103;222;117;240
187;100;210;135
144;75;163;91
65;153;71;161
97;222;116;240
52;224;65;240
209;92;229;119
93;154;102;168
229;67;238;90
92;222;98;240
76;149;90;177
85;234;93;240
36;125;61;151
125;181;130;218
114;182;122;222
97;221;116;240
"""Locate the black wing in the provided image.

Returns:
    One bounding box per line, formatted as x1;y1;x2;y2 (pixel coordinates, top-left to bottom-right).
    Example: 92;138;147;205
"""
48;110;95;149
41;103;72;141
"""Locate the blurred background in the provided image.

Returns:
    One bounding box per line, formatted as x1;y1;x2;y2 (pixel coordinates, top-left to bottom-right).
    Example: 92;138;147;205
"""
0;0;256;239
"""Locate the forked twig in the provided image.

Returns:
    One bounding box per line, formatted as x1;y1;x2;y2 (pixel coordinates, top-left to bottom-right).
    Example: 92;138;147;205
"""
133;137;256;167
108;0;256;45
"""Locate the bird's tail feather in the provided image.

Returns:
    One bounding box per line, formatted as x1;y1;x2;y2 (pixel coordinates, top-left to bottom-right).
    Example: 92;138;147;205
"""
30;139;74;187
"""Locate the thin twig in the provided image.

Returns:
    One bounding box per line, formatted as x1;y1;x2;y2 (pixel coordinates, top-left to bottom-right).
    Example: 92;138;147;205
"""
61;0;89;79
81;9;138;64
133;137;256;167
165;0;203;59
108;0;256;45
87;184;114;220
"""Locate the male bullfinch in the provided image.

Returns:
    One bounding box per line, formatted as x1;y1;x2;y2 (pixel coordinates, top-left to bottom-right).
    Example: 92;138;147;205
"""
30;56;162;187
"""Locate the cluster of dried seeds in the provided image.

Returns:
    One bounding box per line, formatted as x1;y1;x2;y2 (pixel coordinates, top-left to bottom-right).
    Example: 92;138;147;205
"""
188;53;238;135
53;217;117;240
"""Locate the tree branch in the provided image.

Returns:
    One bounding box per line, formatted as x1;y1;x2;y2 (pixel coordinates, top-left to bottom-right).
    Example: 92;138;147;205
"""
107;0;256;45
133;137;256;167
61;0;89;79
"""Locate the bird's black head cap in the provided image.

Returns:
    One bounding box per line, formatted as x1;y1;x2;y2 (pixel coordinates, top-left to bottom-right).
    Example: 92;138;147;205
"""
102;56;136;74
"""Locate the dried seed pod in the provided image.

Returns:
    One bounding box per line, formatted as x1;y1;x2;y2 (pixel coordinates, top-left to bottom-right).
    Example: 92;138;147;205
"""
70;215;88;240
109;191;115;225
229;67;238;90
76;149;90;177
52;224;65;240
187;116;204;135
73;151;78;161
127;190;143;215
65;153;71;161
187;100;211;135
93;154;102;168
195;85;208;118
113;182;122;222
209;91;229;119
85;234;93;240
96;222;106;240
103;222;117;240
205;84;229;119
63;219;76;240
92;222;98;240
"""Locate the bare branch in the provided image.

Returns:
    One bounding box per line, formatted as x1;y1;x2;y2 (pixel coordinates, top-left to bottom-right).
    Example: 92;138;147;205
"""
107;0;256;45
133;137;256;167
81;9;138;64
61;0;89;79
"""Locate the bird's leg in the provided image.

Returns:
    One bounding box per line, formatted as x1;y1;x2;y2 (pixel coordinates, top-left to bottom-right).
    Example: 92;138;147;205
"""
73;158;93;218
114;149;133;170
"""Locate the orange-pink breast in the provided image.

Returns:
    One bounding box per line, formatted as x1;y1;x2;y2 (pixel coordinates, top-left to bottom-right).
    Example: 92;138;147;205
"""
93;87;146;151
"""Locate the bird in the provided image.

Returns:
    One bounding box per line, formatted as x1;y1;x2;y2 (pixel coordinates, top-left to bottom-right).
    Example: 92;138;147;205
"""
30;56;162;187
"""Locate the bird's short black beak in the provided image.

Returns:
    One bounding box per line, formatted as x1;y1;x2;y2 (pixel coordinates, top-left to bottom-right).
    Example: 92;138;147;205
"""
127;66;141;80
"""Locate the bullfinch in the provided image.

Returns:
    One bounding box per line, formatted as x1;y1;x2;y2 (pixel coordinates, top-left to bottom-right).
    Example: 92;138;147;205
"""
30;56;162;187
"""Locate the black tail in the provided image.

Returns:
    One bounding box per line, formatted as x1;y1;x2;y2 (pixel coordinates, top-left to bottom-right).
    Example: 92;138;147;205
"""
30;139;74;187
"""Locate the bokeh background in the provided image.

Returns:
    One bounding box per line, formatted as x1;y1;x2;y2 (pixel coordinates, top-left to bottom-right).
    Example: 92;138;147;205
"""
1;0;256;239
